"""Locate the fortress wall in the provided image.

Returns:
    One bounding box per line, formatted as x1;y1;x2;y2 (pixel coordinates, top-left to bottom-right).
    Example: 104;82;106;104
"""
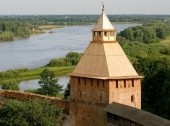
0;90;69;112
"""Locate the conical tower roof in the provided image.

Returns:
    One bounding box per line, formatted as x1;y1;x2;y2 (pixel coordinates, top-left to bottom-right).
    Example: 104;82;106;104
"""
93;11;115;31
70;8;141;80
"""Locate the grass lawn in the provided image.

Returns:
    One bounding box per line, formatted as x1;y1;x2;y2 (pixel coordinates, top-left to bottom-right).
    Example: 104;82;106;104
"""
159;36;170;46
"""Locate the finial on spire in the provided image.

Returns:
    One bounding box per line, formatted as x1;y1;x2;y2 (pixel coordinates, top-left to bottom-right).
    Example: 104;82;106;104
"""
102;1;104;13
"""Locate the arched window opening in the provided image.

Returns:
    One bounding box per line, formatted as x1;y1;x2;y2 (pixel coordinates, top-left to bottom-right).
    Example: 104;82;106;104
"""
131;95;135;102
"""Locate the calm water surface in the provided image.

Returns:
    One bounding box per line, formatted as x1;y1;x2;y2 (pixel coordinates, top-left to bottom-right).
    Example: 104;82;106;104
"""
19;76;69;91
0;24;140;91
0;24;139;72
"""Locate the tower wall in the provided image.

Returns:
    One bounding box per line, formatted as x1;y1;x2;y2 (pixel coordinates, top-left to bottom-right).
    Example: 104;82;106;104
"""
70;76;141;109
70;76;109;106
70;76;108;126
109;79;141;109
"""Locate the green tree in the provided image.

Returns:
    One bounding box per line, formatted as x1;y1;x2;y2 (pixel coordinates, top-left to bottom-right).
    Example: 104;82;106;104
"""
0;100;62;126
64;83;70;100
119;28;134;41
134;57;170;119
65;52;82;65
37;69;63;96
156;27;168;39
2;80;19;91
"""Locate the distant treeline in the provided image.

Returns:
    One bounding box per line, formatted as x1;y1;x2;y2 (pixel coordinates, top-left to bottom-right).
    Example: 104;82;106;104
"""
0;15;170;25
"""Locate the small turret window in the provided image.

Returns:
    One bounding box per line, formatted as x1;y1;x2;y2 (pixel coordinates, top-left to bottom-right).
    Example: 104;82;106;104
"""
104;32;107;36
99;32;102;36
116;80;118;88
132;80;134;87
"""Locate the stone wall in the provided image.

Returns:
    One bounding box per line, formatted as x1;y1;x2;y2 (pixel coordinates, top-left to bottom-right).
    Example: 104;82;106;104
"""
0;90;69;113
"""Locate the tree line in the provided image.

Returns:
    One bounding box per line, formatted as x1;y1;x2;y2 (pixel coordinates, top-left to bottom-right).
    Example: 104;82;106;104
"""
118;21;170;43
1;15;170;25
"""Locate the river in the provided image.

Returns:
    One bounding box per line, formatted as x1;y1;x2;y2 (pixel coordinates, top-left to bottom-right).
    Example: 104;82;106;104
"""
0;24;140;91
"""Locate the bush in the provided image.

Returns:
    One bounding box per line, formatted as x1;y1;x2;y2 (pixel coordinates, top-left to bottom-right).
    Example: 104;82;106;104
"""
46;52;82;67
2;80;19;91
47;58;70;67
0;99;62;126
65;52;82;65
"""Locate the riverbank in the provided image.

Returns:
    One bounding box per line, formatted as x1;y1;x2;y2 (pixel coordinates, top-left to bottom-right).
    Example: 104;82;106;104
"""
0;66;74;84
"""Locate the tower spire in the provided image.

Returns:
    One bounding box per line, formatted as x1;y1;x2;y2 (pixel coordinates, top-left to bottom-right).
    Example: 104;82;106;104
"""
102;2;104;13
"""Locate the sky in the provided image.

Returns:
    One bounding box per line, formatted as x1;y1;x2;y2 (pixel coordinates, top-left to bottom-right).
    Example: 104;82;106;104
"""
0;0;170;15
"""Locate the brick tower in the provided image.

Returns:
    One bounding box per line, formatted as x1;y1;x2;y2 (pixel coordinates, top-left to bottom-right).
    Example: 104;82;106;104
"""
69;6;142;126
